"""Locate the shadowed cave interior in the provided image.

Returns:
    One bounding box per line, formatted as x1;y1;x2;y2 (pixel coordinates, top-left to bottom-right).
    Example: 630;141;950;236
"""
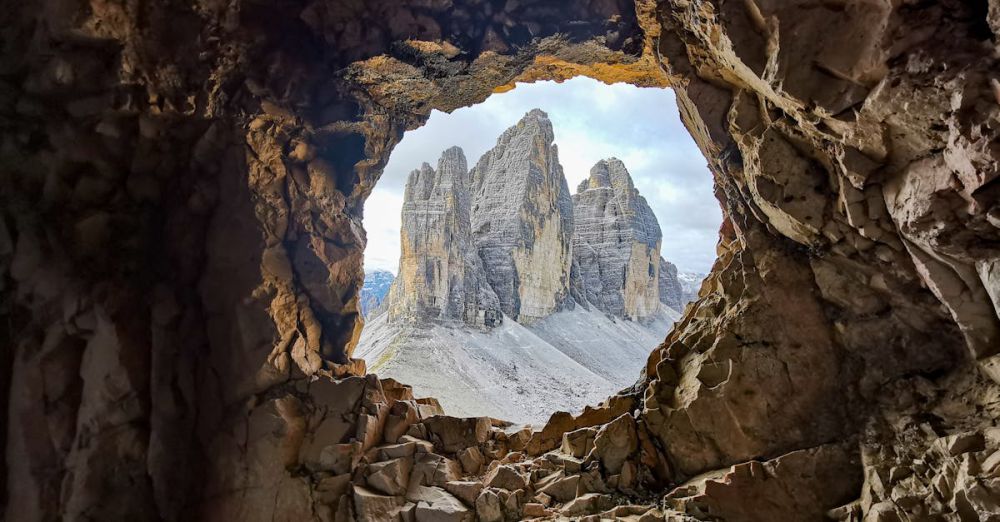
2;0;1000;521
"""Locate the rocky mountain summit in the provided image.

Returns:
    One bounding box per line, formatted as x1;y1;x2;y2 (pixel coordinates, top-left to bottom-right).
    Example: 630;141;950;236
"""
379;110;686;330
468;109;575;324
572;158;663;321
360;110;685;423
385;147;502;328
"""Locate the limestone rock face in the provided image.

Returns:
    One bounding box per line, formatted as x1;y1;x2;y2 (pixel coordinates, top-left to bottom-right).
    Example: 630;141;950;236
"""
658;257;685;313
386;147;501;328
468;109;575;324
572;159;662;321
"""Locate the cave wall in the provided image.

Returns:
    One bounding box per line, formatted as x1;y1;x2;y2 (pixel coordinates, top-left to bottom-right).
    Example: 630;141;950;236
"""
1;0;999;520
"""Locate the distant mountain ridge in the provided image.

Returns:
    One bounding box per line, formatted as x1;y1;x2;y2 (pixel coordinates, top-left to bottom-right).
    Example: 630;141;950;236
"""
359;269;395;318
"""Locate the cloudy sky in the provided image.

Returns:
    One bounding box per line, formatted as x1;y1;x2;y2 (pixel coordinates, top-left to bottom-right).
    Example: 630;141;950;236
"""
362;77;721;275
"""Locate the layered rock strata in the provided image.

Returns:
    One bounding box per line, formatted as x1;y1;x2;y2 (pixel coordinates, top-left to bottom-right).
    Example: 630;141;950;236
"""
3;0;1000;521
658;257;686;313
572;158;663;321
385;147;501;328
468;109;575;324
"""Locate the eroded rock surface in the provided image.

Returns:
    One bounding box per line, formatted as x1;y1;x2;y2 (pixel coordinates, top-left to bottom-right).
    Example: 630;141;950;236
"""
3;0;1000;520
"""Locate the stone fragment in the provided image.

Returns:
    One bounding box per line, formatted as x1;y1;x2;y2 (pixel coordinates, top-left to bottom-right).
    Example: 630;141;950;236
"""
587;414;638;474
408;485;471;522
561;427;597;458
457;446;484;474
353;485;404;521
484;464;528;491
384;400;421;444
475;489;504;522
400;502;417;522
398;435;435;453
410;452;462;488
502;488;525;519
424;416;490;453
444;481;483;506
560;493;615;516
523;502;547;517
367;457;412;496
539;474;580;502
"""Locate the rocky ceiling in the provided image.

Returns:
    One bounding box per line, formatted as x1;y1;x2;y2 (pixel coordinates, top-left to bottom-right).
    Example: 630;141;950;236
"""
2;0;1000;520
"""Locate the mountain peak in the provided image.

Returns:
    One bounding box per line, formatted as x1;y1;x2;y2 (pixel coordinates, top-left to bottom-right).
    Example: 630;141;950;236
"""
523;108;549;120
440;145;465;162
581;157;635;193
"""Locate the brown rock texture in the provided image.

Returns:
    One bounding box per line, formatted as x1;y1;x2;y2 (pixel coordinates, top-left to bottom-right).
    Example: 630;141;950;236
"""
2;0;999;521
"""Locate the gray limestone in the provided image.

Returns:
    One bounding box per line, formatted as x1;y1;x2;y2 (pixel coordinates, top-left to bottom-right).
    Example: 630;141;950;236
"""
658;257;685;314
571;158;663;321
468;109;575;324
385;147;502;327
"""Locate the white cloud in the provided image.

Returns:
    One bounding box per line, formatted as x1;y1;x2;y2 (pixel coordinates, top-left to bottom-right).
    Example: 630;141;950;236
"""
362;77;721;274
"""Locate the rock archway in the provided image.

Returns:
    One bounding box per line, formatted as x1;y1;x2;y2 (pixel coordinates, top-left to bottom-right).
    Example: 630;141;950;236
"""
2;0;999;520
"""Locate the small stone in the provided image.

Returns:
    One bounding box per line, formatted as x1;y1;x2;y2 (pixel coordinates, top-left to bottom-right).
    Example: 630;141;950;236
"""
560;493;614;516
523;502;547;517
444;481;483;506
367;457;412;496
484;464;528;491
475;489;504;522
539;474;580;502
458;446;484;474
424;416;491;453
353;485;404;520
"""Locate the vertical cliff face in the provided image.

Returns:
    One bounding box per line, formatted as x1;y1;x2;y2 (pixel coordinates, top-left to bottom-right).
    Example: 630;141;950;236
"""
572;158;663;321
468;110;575;324
386;147;501;327
658;257;685;313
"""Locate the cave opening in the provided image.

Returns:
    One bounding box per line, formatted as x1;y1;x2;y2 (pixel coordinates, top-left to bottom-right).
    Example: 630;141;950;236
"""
355;77;721;425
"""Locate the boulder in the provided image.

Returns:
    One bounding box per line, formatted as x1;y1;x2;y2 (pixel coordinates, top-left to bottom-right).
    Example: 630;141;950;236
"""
444;481;483;506
353;485;404;521
475;489;504;522
560;493;615;516
484;464;528;491
367;457;412;496
408;486;471;522
424;416;490;453
587;414;638;474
